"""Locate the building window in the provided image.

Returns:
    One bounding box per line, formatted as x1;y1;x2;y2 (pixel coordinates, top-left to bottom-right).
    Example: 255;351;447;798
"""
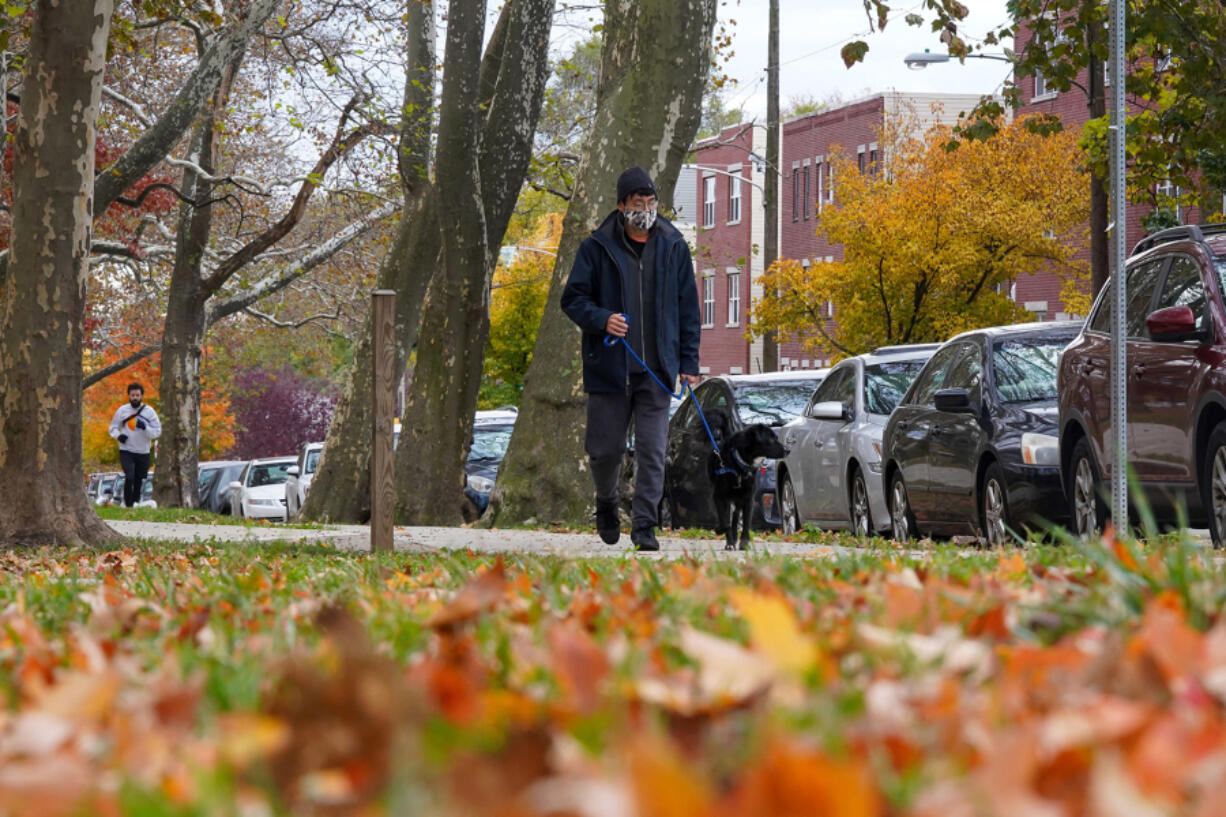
826;164;834;204
791;168;799;222
858;150;866;174
815;159;824;213
727;269;741;326
728;170;741;224
702;176;715;228
802;164;810;220
702;272;715;327
868;149;878;176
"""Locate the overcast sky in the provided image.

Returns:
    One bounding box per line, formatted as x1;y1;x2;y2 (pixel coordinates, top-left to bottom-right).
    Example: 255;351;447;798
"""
712;0;1015;119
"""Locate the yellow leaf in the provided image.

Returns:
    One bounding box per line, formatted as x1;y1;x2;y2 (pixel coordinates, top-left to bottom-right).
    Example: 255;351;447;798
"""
729;589;817;676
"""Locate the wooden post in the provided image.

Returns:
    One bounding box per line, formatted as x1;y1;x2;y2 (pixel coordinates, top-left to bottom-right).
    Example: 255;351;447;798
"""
371;290;396;553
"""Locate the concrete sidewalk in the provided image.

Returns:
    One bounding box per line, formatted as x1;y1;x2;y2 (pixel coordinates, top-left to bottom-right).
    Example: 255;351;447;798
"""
106;520;835;558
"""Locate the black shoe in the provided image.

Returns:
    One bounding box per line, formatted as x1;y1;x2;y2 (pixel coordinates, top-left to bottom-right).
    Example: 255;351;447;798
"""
631;526;659;551
595;499;620;545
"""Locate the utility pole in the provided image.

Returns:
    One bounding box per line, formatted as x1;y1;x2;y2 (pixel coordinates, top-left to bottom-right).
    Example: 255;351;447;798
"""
1108;0;1128;529
761;0;780;371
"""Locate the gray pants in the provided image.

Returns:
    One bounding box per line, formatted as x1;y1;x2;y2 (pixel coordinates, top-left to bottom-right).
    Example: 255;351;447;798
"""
586;372;672;530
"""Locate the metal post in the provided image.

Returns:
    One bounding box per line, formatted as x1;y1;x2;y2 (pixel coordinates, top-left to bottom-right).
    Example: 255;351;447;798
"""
1109;0;1128;527
371;290;396;553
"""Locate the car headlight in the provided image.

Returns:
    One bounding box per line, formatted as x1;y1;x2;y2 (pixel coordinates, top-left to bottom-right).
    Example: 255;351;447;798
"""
869;441;884;473
1020;432;1059;466
467;475;494;494
250;498;279;506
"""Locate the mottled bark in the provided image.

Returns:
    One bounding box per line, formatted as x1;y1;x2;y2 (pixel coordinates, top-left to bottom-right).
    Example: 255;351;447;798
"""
394;0;554;525
486;0;717;527
0;0;119;546
154;64;237;509
300;0;438;524
394;0;489;525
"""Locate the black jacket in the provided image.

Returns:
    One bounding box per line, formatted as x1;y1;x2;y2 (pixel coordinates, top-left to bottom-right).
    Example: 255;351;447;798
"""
561;211;702;394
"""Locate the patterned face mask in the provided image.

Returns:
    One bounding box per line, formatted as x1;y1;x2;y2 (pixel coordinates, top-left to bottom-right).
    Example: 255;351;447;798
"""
625;205;657;232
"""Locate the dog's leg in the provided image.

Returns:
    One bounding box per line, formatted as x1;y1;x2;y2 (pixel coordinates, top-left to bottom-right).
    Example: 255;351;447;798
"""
724;501;737;550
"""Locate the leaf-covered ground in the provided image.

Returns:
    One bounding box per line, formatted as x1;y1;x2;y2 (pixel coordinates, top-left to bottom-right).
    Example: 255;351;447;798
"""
0;534;1223;816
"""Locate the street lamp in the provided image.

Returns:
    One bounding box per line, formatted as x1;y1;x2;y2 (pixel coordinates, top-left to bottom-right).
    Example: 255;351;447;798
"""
903;49;1012;70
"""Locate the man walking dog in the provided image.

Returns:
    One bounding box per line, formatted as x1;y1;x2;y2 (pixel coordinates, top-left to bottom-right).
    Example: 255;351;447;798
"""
562;166;702;551
108;382;162;507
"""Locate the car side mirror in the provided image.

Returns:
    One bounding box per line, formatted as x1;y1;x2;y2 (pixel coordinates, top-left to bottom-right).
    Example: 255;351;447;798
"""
1146;304;1204;343
934;388;974;413
286;466;300;477
227;481;242;492
809;400;853;422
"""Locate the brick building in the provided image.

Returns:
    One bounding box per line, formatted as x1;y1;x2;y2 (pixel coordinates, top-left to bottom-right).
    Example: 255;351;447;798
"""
693;91;992;376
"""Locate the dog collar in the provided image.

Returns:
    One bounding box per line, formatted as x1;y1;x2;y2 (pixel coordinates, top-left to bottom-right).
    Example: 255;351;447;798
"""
730;448;753;472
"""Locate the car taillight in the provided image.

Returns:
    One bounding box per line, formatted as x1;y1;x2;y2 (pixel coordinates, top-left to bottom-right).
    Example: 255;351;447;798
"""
759;466;767;475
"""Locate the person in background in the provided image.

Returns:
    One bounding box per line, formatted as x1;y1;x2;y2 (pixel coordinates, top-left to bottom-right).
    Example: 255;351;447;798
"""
108;382;162;507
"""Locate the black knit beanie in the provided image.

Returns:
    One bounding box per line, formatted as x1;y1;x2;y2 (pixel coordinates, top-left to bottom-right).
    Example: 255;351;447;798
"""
616;166;657;203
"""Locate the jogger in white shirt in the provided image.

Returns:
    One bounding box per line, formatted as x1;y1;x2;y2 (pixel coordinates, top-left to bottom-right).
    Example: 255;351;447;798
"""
108;382;162;506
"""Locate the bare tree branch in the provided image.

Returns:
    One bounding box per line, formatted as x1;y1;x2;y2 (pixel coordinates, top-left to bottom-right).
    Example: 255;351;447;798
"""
102;85;154;127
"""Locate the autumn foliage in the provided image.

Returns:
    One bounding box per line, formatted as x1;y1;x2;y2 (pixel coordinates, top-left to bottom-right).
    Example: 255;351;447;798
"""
3;532;1226;815
750;115;1091;358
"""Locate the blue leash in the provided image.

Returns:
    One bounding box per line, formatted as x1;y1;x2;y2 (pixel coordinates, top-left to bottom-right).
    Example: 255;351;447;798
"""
602;315;728;461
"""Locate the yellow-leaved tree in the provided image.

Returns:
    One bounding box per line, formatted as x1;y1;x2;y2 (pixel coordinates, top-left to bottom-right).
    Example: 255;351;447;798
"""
750;115;1090;358
479;210;562;408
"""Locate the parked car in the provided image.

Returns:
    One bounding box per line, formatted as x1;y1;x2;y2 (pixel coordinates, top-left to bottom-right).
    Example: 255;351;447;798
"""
664;370;828;530
464;409;518;517
1059;223;1226;546
87;471;117;502
226;457;295;521
777;344;939;536
882;321;1082;545
199;460;248;515
98;472;157;508
285;442;324;518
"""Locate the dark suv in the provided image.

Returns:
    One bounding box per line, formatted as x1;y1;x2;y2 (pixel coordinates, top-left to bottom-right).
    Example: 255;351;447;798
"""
1058;224;1226;546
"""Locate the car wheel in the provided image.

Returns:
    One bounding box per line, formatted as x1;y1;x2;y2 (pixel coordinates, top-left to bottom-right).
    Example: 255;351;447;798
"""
779;473;800;536
979;461;1013;547
889;470;918;542
850;468;871;538
1201;423;1226;549
1067;437;1107;540
658;492;675;530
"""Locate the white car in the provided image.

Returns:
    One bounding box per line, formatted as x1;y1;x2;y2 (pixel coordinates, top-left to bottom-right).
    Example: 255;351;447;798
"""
777;345;938;536
285;441;324;518
227;457;295;521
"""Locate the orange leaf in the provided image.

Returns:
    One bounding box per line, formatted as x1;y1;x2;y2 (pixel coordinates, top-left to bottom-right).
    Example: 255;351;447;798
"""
429;559;509;630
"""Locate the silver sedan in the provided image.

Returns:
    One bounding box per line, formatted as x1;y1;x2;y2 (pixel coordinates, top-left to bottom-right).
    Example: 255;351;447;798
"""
776;345;937;536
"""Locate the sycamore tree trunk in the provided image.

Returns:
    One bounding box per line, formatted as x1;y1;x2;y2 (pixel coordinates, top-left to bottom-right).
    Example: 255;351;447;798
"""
299;0;438;523
154;67;238;508
394;0;490;525
0;0;119;546
486;0;718;527
394;0;554;525
303;0;553;524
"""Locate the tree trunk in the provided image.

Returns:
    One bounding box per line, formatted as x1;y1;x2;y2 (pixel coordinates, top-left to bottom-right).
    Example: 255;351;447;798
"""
394;0;555;526
486;0;718;527
153;65;238;509
1086;19;1109;296
300;0;438;523
0;0;119;546
394;0;490;525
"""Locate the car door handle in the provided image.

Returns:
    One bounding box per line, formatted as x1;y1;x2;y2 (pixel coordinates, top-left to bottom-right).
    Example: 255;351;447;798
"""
1131;363;1146;379
813;440;824;449
896;420;910;430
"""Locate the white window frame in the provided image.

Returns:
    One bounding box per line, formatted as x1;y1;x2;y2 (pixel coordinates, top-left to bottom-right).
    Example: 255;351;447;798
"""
815;156;824;213
826;163;834;204
726;267;741;327
1031;23;1062;102
801;159;811;220
727;165;742;225
702;175;716;228
701;271;715;327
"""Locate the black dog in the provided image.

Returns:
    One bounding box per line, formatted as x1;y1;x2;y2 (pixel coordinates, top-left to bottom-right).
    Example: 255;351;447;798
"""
708;422;788;551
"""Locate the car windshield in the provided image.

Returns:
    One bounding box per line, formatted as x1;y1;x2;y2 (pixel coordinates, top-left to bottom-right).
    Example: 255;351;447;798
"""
734;381;821;426
305;449;322;473
992;336;1076;403
248;463;292;487
864;359;929;415
469;425;514;461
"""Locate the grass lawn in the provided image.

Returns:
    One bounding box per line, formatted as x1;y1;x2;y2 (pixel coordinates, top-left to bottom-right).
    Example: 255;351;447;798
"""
97;504;326;529
0;532;1223;815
